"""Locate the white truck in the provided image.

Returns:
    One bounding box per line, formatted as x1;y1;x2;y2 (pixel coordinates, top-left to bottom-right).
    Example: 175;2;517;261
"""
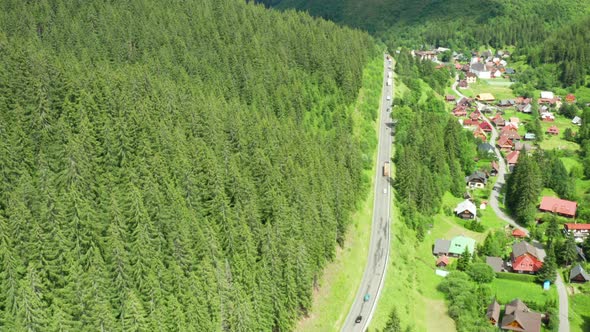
387;78;392;86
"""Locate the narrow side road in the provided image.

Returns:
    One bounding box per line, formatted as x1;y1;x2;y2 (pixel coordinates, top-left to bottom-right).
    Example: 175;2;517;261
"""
451;78;569;332
341;54;394;332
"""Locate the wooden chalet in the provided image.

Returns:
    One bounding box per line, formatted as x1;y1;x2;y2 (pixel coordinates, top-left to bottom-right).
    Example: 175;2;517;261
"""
546;125;559;135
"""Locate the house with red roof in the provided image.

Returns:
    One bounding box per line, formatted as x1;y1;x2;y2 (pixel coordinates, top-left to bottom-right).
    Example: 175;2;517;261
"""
564;223;590;242
539;196;577;218
479;121;493;132
500;128;521;141
452;105;467;117
512;228;527;238
511;241;545;274
492;114;506;127
565;94;576;104
491;161;499;176
445;95;456;102
506;151;520;168
463;118;480;127
497;136;514;152
474;127;487;141
546;125;559;135
436;255;449;268
470;110;482;120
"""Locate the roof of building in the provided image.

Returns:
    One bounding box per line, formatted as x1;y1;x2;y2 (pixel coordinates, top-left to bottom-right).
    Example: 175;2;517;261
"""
476;93;495;101
506;150;520;164
491;160;499;172
466;171;488;184
497;136;513;147
486;299;501;324
479;121;493;131
454;200;477;218
436;255;449;266
572;116;582;124
540;91;554;99
471;63;486;72
512;241;546;262
524;133;536;140
539;197;577;217
512;228;527;238
547;125;559;133
564;223;590;230
478;143;495;153
449;235;476;255
501;299;542;332
433;239;451;255
486;256;504;273
570;264;590;282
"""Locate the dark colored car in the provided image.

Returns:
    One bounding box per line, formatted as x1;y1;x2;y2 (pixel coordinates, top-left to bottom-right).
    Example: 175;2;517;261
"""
355;315;362;324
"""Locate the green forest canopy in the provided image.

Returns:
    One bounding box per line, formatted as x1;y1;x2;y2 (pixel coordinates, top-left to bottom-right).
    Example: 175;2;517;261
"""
0;0;377;330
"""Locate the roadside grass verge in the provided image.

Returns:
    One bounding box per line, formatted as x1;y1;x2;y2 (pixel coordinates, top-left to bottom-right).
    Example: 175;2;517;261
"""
296;54;383;332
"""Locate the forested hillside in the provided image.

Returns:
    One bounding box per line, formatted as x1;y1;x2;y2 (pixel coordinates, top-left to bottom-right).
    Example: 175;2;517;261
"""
0;0;376;330
262;0;590;89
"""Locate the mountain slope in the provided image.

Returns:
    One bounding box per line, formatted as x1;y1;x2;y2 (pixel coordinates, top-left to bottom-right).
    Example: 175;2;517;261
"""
262;0;590;49
0;0;376;330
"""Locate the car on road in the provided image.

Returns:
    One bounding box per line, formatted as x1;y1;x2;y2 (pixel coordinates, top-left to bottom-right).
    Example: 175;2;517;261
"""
363;293;371;302
383;188;387;194
386;95;391;100
355;315;363;324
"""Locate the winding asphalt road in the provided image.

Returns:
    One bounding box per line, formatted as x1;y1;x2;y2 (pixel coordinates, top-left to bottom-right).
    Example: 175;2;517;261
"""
452;79;569;332
341;54;394;332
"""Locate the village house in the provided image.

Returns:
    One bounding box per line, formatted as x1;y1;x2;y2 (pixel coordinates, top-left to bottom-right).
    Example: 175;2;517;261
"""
564;223;590;242
492;114;506;127
565;94;576;104
486;256;506;273
490;160;499;176
478;143;495;156
454;200;477;219
572;116;582;126
500;299;542;332
458;79;468;89
457;97;473;107
511;241;546;274
466;171;487;188
517;103;532;114
412;50;437;61
452;105;468;117
512;228;527;238
524;133;536;141
473;126;487;141
486;299;501;326
445;95;456;102
470;62;491;79
479;121;493;132
463;118;480;127
546;125;559;135
435;255;449;268
506;150;520;171
476;93;495;102
570;264;590;283
466;72;477;84
434;235;477;257
497;99;515;107
539;196;577;218
497;136;514;152
470;109;482;120
541;112;555;122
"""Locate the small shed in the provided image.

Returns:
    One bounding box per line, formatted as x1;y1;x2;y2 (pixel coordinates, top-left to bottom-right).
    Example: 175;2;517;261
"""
436;255;449;268
569;264;590;283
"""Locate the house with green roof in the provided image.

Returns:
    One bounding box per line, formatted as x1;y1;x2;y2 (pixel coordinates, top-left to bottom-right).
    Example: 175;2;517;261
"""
448;235;476;256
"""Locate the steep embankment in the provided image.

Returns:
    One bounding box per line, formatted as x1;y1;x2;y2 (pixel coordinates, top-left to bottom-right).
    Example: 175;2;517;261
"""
0;0;376;330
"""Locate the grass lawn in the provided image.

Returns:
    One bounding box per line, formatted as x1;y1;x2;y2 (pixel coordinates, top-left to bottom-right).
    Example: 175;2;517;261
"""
296;56;382;332
489;278;557;305
461;78;515;100
569;284;590;332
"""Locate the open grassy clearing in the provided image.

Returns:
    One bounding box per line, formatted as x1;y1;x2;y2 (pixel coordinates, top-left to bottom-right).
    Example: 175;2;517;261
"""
296;56;383;332
461;78;516;100
489;278;557;305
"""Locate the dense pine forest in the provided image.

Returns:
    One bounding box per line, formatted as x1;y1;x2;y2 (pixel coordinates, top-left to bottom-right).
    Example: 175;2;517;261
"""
392;52;476;237
261;0;590;88
0;0;377;330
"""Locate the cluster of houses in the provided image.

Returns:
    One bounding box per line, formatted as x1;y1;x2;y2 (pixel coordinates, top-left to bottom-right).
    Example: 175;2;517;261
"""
486;299;542;332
